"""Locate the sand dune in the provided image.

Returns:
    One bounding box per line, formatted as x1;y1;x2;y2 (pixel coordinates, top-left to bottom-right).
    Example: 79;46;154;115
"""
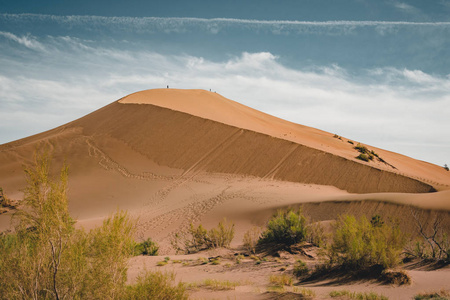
1;89;449;242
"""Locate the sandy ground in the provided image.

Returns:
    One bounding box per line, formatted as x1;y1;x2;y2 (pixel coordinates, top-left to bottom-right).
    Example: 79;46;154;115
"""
126;249;450;300
1;89;449;299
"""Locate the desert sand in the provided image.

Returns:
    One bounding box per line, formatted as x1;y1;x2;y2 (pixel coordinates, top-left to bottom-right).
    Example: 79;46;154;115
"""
1;89;449;299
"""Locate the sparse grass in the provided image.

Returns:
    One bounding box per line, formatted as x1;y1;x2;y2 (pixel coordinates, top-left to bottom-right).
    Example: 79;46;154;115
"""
293;259;309;277
269;274;293;287
188;279;240;291
197;257;208;265
250;255;260;261
293;287;316;297
243;226;261;254
235;254;244;264
414;289;450;300
172;260;182;264
126;270;188;300
210;258;221;265
156;260;168;266
330;290;388;300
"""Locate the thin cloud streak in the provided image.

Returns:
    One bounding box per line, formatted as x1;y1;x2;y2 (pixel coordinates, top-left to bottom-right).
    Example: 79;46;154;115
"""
2;13;450;37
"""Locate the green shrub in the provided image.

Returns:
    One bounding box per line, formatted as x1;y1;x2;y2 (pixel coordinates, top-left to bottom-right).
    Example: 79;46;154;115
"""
293;260;309;277
134;238;159;256
328;215;406;270
125;270;188;300
259;208;308;246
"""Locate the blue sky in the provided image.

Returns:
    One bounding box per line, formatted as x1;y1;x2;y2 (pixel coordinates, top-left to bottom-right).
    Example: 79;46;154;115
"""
0;1;449;166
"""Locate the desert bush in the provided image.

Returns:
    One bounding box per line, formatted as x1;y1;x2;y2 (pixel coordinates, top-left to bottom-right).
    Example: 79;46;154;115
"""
243;226;262;254
134;237;159;256
259;208;308;246
293;259;309;277
381;270;411;285
171;218;235;254
208;218;235;248
328;214;406;270
125;270;188;300
356;153;370;162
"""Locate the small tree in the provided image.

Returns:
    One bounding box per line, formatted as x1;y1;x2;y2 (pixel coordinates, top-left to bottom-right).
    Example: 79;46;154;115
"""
444;164;449;171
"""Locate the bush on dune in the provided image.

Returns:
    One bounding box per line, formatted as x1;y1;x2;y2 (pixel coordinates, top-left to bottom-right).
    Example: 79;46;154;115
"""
328;214;406;270
258;208;308;246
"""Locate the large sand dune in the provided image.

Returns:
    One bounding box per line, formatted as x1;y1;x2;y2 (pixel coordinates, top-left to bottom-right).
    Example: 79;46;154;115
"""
1;89;449;245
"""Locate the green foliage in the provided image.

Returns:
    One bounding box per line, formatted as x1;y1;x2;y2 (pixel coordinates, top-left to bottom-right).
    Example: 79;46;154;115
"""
328;214;406;270
259;208;308;246
125;270;188;300
134;238;159;256
293;259;309;277
171;218;235;254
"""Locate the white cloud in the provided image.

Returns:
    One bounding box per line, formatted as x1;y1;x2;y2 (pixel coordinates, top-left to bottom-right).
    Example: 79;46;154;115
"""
0;31;46;51
0;34;449;166
393;2;419;13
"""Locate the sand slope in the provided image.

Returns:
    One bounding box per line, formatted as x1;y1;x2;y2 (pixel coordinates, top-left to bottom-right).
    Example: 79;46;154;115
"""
0;89;449;242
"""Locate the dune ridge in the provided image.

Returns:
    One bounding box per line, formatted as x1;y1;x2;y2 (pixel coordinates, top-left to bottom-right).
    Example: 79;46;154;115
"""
1;89;449;237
